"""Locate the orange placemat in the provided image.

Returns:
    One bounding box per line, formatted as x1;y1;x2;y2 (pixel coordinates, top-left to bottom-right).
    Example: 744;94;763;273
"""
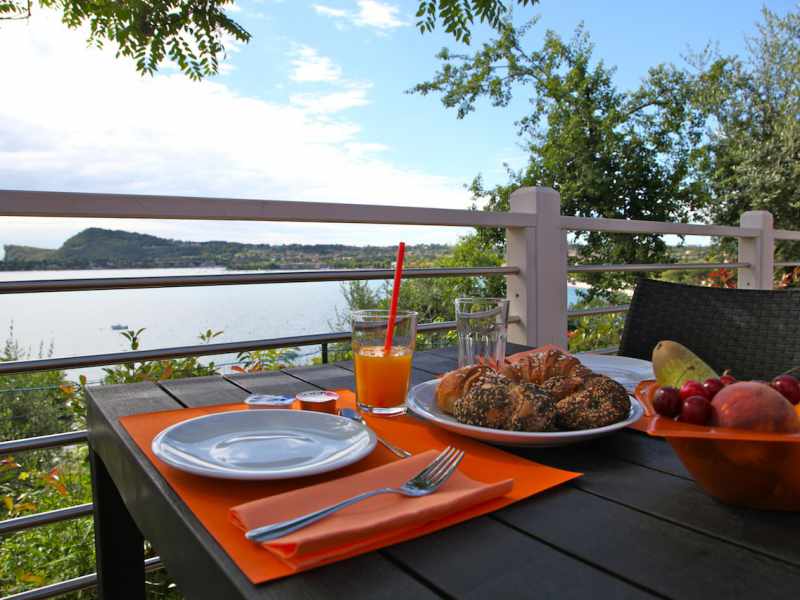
119;390;580;584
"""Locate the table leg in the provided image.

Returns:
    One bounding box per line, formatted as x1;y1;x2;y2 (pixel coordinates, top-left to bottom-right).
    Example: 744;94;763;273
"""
90;447;145;599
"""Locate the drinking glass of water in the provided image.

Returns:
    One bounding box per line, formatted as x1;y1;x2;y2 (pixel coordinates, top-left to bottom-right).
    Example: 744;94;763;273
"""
455;298;510;368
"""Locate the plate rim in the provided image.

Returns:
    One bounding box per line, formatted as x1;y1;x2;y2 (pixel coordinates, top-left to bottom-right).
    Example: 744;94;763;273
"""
574;353;654;372
407;378;644;440
151;409;377;480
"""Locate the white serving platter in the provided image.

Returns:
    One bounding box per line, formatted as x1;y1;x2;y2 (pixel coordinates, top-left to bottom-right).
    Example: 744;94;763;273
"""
407;379;643;447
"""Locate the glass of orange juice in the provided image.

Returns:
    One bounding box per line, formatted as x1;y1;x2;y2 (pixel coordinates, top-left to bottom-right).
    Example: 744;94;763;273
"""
352;309;417;416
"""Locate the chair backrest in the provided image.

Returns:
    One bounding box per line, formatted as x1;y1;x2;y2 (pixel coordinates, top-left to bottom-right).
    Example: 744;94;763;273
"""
619;279;800;381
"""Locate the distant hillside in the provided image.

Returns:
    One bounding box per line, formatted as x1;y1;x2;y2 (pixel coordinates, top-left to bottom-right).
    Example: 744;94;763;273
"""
2;228;452;270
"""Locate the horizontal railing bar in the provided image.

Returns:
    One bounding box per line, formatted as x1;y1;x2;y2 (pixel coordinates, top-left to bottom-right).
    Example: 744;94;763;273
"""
0;431;88;454
0;318;518;375
561;216;759;238
2;573;97;600
0;503;93;535
775;261;800;268
775;229;800;241
2;557;162;600
0;190;537;228
568;262;748;273
568;305;630;318
0;267;519;295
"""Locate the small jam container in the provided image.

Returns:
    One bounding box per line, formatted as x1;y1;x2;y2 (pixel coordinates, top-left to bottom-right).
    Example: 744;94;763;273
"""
244;394;295;409
296;390;339;414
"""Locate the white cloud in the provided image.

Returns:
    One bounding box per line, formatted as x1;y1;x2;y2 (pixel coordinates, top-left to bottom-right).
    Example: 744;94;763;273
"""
313;1;407;31
290;84;371;113
0;12;471;249
354;1;406;29
313;4;348;18
289;45;342;82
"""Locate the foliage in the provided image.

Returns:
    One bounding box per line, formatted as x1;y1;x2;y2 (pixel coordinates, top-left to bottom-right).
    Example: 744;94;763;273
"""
776;266;800;289
0;324;95;596
101;328;220;384
335;235;504;356
233;347;300;373
416;0;536;43
412;20;710;300
1;0;249;80
396;234;505;323
0;326;73;449
0;447;95;597
567;293;628;353
691;7;800;262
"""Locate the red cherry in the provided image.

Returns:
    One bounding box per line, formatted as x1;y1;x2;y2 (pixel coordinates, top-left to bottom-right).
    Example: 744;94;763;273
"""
679;380;707;401
702;378;724;400
719;374;737;386
678;395;712;426
771;375;800;406
653;387;683;417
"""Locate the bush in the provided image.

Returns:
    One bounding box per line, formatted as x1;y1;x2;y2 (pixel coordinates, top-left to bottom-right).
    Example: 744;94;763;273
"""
567;292;629;353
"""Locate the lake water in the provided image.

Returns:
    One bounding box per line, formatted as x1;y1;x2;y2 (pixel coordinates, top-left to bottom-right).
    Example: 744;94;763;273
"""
0;268;580;380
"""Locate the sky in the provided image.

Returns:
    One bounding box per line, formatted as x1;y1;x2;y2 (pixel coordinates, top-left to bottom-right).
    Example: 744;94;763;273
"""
0;0;797;254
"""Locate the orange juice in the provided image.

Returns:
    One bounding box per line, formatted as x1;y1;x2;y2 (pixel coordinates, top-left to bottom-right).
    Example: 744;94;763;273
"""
354;345;412;414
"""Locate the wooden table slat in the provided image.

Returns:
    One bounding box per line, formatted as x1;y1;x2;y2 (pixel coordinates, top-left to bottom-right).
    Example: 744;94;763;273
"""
160;375;250;407
496;486;800;600
226;370;312;397
384;512;653;600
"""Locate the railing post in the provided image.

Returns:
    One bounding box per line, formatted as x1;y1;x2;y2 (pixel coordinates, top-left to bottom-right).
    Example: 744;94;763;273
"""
506;187;568;348
738;211;775;290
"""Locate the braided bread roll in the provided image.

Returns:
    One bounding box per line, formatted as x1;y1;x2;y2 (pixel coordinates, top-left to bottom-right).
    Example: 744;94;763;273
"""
500;349;594;384
435;364;493;415
435;349;630;432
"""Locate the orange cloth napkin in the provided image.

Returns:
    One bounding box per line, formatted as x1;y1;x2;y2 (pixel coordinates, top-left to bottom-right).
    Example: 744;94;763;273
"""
231;449;513;569
119;389;580;584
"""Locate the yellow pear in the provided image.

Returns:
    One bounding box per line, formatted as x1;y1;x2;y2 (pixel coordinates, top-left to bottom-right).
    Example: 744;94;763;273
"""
652;340;718;387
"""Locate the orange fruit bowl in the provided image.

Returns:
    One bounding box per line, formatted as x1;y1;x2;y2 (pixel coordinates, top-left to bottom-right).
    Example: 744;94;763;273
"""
635;381;800;511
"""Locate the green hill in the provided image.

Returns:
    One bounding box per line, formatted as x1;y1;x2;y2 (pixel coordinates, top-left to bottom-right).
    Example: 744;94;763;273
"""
2;228;451;270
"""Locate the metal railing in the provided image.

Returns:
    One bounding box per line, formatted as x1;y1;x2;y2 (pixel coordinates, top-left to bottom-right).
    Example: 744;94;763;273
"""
0;266;519;294
1;186;797;599
3;557;163;600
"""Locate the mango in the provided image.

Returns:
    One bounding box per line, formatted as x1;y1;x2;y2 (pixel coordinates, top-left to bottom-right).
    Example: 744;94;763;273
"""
652;340;718;388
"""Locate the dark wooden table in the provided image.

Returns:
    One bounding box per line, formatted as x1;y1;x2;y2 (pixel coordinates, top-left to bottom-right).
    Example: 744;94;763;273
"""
87;345;800;599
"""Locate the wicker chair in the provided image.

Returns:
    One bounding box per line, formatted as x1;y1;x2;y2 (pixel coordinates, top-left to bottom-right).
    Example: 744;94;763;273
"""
618;279;800;381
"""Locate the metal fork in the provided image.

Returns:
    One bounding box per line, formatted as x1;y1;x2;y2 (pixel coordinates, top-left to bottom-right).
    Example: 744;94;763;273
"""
245;446;464;543
338;407;412;459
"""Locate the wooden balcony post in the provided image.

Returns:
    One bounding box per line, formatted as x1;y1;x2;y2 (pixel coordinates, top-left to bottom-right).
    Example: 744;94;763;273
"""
738;211;775;290
506;187;568;348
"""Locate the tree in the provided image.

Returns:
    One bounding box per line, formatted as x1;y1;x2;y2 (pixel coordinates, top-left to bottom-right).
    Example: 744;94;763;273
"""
691;7;800;264
1;0;250;80
412;20;708;297
416;0;536;43
1;1;539;79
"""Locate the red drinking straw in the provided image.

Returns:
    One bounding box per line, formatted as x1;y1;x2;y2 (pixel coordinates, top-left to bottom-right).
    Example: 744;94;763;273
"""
384;241;406;355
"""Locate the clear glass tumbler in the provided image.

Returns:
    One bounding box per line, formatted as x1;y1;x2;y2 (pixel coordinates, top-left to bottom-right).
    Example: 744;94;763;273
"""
455;298;509;368
351;309;417;416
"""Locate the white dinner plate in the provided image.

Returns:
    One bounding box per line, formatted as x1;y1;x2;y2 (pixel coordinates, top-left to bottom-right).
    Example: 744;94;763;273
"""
574;353;655;393
152;409;376;480
407;379;644;447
